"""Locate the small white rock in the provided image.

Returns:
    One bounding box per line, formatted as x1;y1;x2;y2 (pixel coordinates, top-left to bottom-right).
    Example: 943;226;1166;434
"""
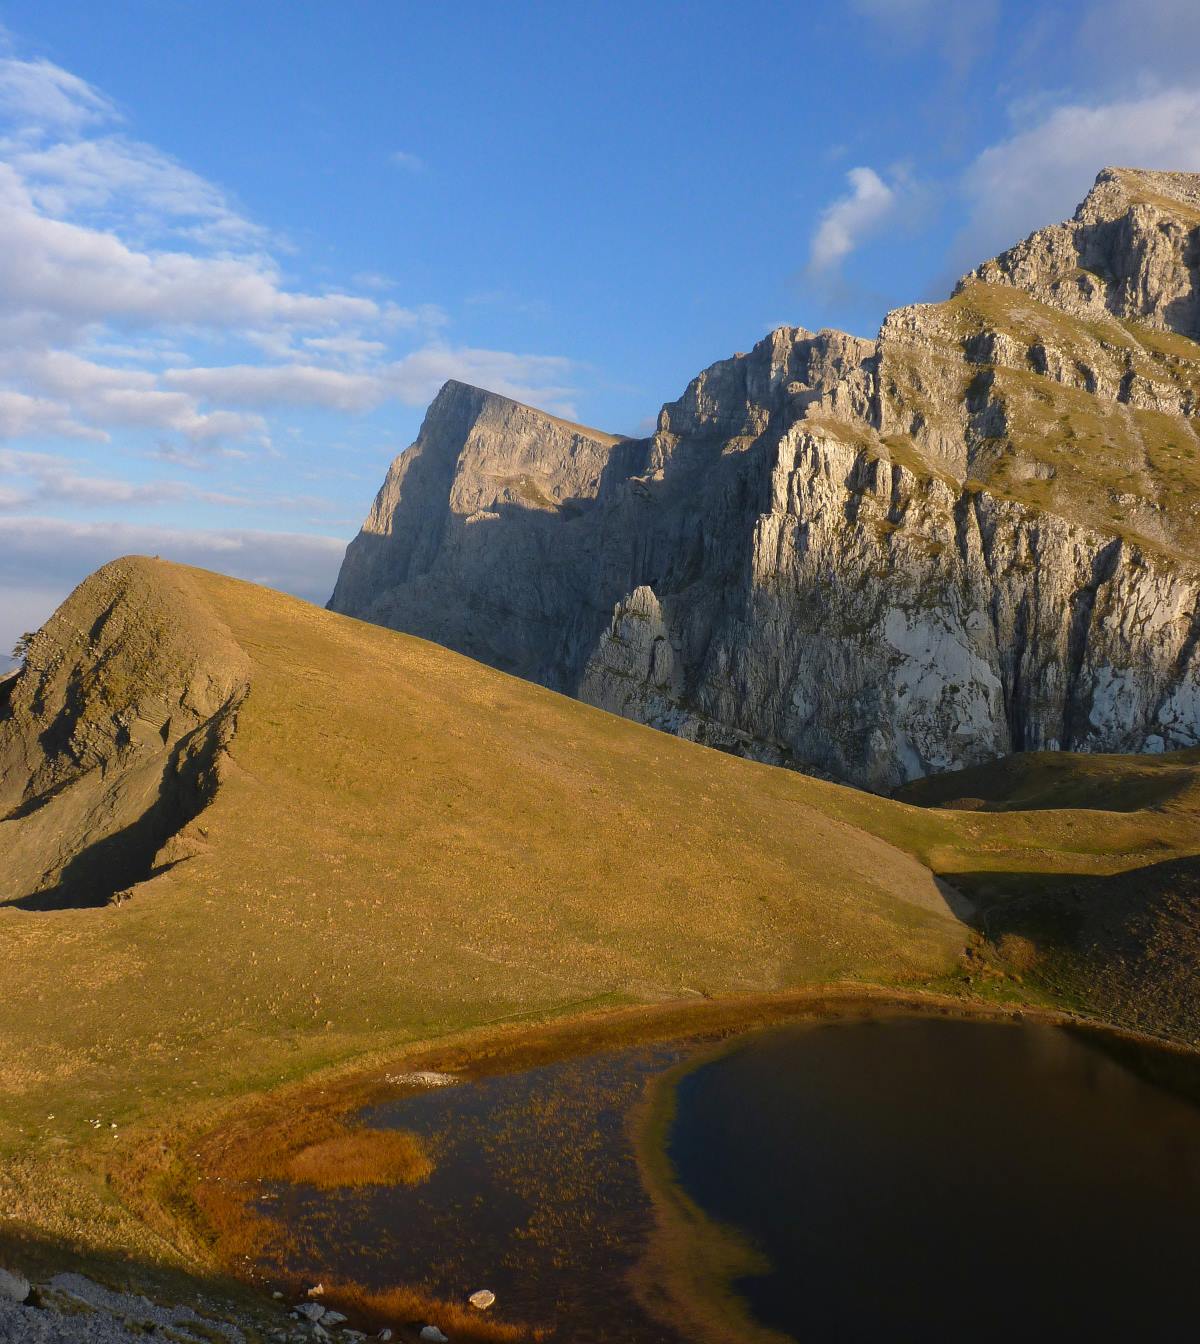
322;1310;347;1326
294;1301;325;1321
419;1328;449;1343
468;1289;496;1311
384;1070;457;1088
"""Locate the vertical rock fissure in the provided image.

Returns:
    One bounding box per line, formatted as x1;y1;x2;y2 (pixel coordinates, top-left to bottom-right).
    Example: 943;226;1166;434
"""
1062;538;1124;748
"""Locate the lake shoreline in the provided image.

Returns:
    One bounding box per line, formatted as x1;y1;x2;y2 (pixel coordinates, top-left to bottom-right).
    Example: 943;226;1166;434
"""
105;981;1200;1339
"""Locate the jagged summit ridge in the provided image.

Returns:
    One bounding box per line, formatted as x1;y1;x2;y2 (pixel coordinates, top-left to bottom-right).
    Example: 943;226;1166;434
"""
963;166;1200;340
331;169;1200;788
328;378;643;678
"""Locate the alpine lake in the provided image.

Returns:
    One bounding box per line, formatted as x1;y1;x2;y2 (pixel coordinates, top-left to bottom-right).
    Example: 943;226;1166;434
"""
242;1009;1200;1343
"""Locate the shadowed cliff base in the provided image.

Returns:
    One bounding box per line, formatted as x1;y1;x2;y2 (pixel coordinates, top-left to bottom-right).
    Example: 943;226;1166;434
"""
894;745;1200;813
955;854;1200;1044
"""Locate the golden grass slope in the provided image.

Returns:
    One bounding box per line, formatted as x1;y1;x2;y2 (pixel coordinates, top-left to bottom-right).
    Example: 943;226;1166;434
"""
0;556;965;1150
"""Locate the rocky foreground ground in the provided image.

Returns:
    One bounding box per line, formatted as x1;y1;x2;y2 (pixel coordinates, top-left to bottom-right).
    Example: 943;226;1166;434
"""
0;1268;432;1344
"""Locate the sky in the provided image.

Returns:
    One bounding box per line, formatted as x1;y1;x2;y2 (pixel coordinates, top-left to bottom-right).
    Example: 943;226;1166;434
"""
1;0;1199;663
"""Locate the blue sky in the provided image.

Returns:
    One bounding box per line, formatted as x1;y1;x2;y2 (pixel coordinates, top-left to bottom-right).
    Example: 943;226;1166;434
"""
2;0;1199;660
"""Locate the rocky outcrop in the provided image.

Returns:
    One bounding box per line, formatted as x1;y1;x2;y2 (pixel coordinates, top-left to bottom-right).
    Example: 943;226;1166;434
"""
329;380;645;685
0;1271;275;1344
968;167;1200;341
330;168;1200;790
0;557;249;908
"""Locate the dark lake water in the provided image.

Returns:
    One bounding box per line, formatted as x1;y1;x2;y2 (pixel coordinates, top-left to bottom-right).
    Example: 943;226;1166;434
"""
262;1016;1200;1342
670;1018;1200;1342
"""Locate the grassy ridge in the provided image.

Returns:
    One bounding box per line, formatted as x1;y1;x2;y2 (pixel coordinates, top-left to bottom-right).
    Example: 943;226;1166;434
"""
0;559;964;1152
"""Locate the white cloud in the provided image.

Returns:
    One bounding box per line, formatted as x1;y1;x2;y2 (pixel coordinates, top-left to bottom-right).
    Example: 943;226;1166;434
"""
959;87;1200;268
161;346;578;416
808;167;897;272
0;166;381;332
5;135;266;244
0;447;232;509
0;49;574;453
848;0;999;79
0;388;101;440
385;347;577;415
1074;0;1200;87
352;271;398;292
2;350;266;443
301;335;387;365
390;150;425;172
0;446;354;516
164;363;383;413
0;57;115;129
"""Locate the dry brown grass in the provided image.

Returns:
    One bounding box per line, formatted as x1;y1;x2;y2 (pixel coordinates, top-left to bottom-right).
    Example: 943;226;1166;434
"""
277;1128;432;1189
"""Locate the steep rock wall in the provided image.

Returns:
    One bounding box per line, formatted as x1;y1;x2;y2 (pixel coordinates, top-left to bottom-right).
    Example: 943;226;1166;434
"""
331;168;1200;789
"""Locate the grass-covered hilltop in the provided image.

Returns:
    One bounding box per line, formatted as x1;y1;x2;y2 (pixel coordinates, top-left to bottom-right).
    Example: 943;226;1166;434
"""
2;554;1200;1322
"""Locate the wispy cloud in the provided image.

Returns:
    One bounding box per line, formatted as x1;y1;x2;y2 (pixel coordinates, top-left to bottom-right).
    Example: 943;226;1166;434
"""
159;347;579;419
0;45;575;458
390;149;425;172
0;56;114;129
956;87;1200;271
0;445;347;514
808;167;897;273
848;0;999;81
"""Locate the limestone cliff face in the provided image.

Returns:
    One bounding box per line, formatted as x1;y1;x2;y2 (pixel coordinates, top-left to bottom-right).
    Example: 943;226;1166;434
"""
331;168;1200;789
329;380;646;684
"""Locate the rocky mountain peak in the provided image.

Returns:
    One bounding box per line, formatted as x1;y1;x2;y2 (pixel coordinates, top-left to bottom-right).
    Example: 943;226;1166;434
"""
330;167;1200;789
964;166;1200;340
1081;167;1200;224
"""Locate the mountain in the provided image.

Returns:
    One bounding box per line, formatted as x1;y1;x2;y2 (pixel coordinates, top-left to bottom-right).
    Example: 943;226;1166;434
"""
330;168;1200;790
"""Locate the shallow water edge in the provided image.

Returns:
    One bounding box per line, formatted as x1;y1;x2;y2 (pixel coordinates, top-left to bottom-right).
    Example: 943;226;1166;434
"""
124;986;1200;1341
